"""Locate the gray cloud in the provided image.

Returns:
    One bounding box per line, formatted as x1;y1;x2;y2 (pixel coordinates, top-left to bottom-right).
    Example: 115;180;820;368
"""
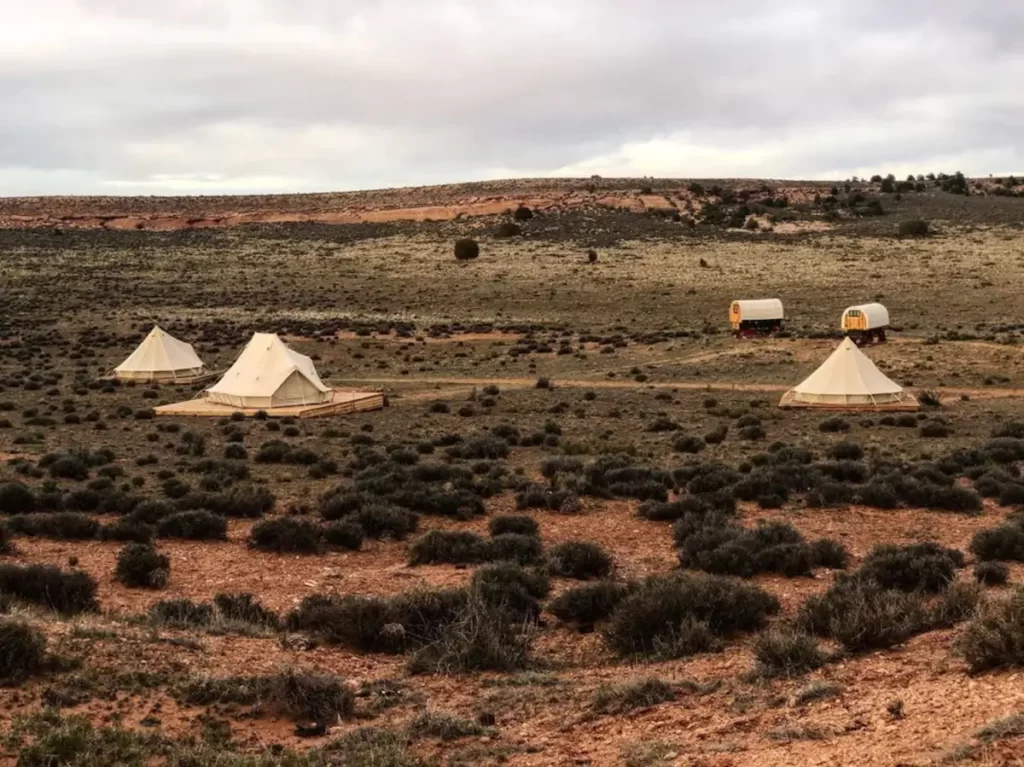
1;0;1022;194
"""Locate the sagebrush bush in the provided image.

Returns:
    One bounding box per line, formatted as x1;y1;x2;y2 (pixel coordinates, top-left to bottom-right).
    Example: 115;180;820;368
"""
677;519;815;578
114;544;170;589
752;627;825;677
591;678;677;715
826;442;863;461
797;576;927;652
809;538;850;570
269;668;355;724
819;417;850;434
129;499;176;525
488;514;539;538
0;482;36;515
898;219;929;236
959;587;1024;672
488;533;543;565
857;542;963;593
215;592;280;628
6;512;99;541
249;517;322;554
322;520;364;551
287;587;470;654
604;573;779;659
470;563;550;621
0;563;98;613
99;518;154;543
409;530;489;565
547;541;613;580
453;238;480;260
407;597;532;674
548;580;634;626
149;598;214;628
156;509;228;541
409;711;487;741
0;620;48;684
975;561;1010;585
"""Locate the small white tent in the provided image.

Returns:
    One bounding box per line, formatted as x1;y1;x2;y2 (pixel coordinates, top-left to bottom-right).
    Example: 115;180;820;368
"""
779;337;918;410
205;332;330;409
113;326;206;383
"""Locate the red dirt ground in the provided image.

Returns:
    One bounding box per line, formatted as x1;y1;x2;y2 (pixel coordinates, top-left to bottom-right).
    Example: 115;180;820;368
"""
4;495;1024;765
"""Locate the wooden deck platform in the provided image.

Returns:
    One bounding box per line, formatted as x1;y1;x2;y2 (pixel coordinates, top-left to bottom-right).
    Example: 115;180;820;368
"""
778;393;919;411
100;371;221;386
154;389;385;419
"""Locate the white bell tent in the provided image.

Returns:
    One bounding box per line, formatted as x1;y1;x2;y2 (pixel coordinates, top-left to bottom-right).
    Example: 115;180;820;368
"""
205;332;331;409
113;326;207;383
779;337;918;410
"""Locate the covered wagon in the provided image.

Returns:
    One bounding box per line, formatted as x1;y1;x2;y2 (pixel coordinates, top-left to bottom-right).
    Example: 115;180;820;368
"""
729;299;784;337
841;303;889;345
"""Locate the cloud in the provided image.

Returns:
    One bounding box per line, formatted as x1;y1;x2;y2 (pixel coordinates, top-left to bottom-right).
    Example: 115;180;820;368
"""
1;0;1022;194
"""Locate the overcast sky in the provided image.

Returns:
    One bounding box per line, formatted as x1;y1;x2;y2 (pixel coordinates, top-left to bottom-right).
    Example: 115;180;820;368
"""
2;0;1023;195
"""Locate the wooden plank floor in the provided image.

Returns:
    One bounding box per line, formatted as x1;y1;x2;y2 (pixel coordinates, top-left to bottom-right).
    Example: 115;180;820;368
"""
154;389;384;418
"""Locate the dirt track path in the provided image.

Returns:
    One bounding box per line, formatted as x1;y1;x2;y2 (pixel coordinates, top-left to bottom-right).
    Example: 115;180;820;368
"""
332;374;1024;403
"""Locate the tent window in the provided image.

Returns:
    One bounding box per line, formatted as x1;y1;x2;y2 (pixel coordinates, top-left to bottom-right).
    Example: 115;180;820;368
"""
848;310;861;317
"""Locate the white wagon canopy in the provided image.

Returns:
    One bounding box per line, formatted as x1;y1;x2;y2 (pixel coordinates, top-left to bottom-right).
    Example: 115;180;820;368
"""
205;332;331;409
779;337;918;410
841;302;890;330
113;326;207;383
732;299;784;322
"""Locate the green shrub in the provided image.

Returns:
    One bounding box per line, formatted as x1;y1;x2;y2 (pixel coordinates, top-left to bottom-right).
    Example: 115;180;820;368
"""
797;576;927;652
249;517;321;554
494;222;522;238
809;538;850;569
604;573;779;659
752;627;825;677
677;520;814;578
454;238;480;260
156;509;227;540
214;592;279;629
591;678;677;715
99;518;154;543
409;530;489;565
269;668;354;725
826;442;863;461
959;587;1024;672
898;219;929;236
488;533;543;565
488;514;539;538
114;544;170;589
857;542;963;593
819;417;850;434
407;598;532;674
470;563;549;621
6;513;99;541
0;621;48;684
972;524;1024;562
322;520;364;551
128;499;176;525
0;564;98;613
548;581;634;626
547;541;613;580
975;561;1010;585
0;482;36;514
148;598;215;628
409;711;487;741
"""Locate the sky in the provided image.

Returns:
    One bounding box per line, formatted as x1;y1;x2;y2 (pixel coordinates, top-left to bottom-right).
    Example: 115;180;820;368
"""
1;0;1023;195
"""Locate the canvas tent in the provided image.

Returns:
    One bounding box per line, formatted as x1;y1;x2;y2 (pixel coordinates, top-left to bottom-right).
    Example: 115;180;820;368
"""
779;337;918;410
113;326;207;383
205;332;331;409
